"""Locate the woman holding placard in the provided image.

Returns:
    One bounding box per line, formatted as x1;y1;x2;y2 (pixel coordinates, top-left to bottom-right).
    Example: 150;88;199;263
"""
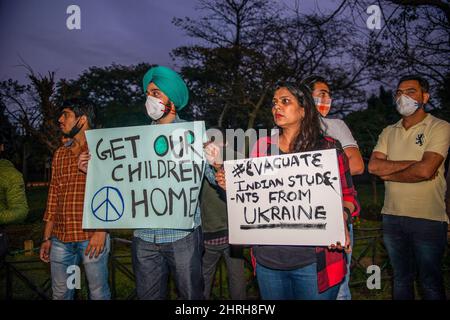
215;82;357;300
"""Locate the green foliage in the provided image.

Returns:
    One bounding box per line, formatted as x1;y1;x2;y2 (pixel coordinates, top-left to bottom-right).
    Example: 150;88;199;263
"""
345;86;400;159
0;103;20;161
2;0;450;183
0;77;56;179
431;72;450;122
355;182;385;221
24;187;48;223
173;0;369;130
56;63;153;128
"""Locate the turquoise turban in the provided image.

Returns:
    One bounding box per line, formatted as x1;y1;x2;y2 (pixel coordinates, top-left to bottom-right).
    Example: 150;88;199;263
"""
142;66;189;110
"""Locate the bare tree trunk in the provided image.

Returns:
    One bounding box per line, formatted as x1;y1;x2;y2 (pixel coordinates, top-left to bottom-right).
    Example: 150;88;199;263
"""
217;103;231;128
22;142;29;183
246;89;269;130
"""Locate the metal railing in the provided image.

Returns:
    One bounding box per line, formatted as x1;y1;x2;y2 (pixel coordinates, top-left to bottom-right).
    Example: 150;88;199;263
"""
349;227;392;288
1;237;258;300
4;227;446;300
109;238;136;300
3;257;52;300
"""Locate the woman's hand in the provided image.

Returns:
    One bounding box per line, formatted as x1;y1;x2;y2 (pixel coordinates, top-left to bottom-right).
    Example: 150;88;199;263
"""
215;167;226;190
328;234;351;253
328;209;352;253
78;151;91;174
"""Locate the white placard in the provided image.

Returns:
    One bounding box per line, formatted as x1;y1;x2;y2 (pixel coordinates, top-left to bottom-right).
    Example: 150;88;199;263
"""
82;121;206;229
224;148;345;246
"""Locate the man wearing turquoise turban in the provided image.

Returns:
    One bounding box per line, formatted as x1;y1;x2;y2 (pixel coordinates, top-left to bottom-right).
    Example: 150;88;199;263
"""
141;65;189;122
132;65;206;300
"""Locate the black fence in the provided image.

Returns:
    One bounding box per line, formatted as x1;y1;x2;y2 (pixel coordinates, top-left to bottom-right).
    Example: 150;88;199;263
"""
0;228;399;300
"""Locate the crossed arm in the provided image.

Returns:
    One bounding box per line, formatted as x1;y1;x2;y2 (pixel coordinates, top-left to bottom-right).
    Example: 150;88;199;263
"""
368;151;444;182
344;146;364;176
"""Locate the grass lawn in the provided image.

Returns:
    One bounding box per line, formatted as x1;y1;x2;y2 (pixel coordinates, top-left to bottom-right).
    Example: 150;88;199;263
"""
1;184;449;300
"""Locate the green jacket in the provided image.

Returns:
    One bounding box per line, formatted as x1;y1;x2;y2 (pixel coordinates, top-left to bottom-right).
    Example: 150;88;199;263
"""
200;177;228;239
0;159;28;225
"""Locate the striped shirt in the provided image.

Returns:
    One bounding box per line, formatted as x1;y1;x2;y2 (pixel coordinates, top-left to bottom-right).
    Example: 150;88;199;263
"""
43;141;94;242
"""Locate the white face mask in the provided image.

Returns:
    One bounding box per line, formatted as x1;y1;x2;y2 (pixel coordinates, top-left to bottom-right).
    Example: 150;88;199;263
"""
145;95;168;120
396;94;420;117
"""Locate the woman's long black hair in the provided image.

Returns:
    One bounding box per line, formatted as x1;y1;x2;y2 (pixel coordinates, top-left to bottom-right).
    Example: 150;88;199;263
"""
274;82;324;153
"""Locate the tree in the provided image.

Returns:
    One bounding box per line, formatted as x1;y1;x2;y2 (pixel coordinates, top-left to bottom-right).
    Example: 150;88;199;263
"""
389;0;450;23
57;63;153;128
345;86;400;206
1;62;155;181
172;0;278;129
346;86;400;159
0;103;21;164
0;67;62;181
172;0;372;131
0;70;61;154
431;71;450;122
347;0;449;107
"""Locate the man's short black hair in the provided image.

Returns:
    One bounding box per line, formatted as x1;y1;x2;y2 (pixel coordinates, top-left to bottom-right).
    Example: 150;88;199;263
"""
301;75;330;92
397;75;430;93
61;98;96;128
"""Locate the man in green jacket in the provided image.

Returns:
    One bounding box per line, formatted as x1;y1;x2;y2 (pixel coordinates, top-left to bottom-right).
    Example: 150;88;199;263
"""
0;139;28;225
0;137;29;260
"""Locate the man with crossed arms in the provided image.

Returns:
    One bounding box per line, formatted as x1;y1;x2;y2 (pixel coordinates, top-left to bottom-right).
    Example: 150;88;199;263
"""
369;75;450;300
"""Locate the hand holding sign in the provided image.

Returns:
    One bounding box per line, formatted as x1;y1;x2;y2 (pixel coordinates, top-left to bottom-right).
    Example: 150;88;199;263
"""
215;167;226;190
224;149;347;246
78;151;91;174
328;230;350;252
82;121;207;229
327;209;349;252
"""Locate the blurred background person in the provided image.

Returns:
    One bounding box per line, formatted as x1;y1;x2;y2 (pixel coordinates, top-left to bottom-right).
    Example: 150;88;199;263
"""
0;135;29;262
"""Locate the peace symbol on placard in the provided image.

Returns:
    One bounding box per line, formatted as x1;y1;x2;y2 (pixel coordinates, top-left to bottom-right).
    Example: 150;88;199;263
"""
91;186;124;222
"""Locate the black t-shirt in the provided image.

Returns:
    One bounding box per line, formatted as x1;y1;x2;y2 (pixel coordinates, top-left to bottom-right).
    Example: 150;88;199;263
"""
253;244;316;270
252;145;317;270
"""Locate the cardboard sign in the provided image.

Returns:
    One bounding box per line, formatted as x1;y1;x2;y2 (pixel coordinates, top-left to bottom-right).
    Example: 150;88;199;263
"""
82;121;206;229
224;148;345;246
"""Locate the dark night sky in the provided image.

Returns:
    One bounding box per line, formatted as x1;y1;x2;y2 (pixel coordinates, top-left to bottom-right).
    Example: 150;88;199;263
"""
0;0;343;83
0;0;202;82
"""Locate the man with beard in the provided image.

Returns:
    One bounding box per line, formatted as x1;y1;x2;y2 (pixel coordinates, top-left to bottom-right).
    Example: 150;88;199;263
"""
39;98;110;300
